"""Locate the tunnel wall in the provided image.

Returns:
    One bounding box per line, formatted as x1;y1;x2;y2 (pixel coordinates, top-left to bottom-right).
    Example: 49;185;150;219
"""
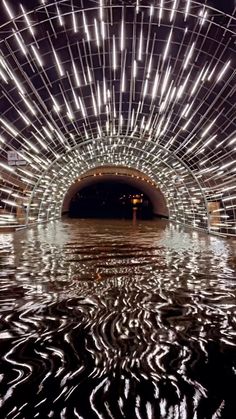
62;168;169;218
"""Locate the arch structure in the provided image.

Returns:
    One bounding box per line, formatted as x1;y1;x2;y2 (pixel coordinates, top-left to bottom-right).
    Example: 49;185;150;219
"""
61;165;169;217
0;0;235;235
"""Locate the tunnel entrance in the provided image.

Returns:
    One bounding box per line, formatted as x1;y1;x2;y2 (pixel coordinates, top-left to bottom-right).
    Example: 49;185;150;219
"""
68;181;153;219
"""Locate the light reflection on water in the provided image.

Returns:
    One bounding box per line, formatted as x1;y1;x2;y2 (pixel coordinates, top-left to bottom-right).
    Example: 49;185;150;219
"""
0;219;236;418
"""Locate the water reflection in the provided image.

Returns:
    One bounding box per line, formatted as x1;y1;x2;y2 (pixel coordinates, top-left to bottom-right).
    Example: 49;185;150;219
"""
0;219;236;418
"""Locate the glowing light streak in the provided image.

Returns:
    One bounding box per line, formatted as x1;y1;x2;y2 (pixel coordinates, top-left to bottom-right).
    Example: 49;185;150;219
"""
170;0;177;22
56;5;63;26
13;30;27;55
0;118;18;136
163;29;172;61
120;20;125;51
72;11;77;33
221;160;236;170
99;0;103;20
18;110;30;125
3;0;14;19
143;79;148;97
42;126;52;139
19;92;36;116
191;66;205;96
113;36;117;70
9;71;25;95
87;66;92;83
133;60;137;78
201;118;217;138
72;61;80;87
101;21;105;39
91;91;98;116
159;0;164;24
31;45;43;67
83;12;90;42
161;65;171;97
79;97;86;118
185;0;191;21
53;49;64;77
20;5;34;36
72;88;80;110
183;42;195;70
216;60;231;82
0;69;8;83
222;195;236;202
138;29;143;61
94;19;100;47
199;8;208;26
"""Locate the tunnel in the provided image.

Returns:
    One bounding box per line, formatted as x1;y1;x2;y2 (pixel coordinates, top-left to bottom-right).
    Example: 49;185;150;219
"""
0;1;235;418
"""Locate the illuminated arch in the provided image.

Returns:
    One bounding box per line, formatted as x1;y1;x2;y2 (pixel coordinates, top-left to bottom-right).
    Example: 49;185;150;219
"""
0;0;235;235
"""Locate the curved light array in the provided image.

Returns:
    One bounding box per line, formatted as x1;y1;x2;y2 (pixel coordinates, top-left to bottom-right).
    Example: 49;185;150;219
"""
0;0;235;235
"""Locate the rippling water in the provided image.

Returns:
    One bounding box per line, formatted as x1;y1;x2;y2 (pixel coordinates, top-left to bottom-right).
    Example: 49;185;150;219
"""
0;219;236;418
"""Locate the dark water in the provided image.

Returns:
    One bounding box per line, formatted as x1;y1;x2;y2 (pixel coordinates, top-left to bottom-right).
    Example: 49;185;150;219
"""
0;219;236;419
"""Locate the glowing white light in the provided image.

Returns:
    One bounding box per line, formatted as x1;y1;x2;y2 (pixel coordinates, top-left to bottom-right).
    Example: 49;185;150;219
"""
100;0;103;20
120;20;125;51
191;66;205;96
163;29;172;61
152;71;159;99
185;0;191;21
83;12;90;41
91;91;98;116
201;118;217;138
3;0;14;19
20;5;34;36
113;36;117;70
19;92;36;116
18;110;30;125
72;11;77;33
72;61;80;87
183;42;195;70
217;60;231;82
0;162;15;173
221;160;236;170
138;29;143;61
159;0;164;23
0;69;8;83
13;30;27;55
53;49;64;77
170;0;177;22
0;118;18;137
56;6;63;26
101;21;105;39
161;65;171;96
79;97;86;118
31;45;43;67
133;60;137;78
199;8;208;26
72;88;80;110
94;19;100;47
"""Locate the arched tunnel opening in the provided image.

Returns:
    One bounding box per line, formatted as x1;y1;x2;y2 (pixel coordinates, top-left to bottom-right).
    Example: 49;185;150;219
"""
68;181;153;219
62;168;169;221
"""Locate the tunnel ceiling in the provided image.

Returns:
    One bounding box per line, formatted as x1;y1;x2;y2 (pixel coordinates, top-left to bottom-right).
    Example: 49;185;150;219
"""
0;0;235;235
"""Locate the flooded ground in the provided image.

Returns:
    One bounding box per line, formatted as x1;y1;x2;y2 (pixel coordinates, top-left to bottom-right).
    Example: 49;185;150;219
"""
0;219;236;418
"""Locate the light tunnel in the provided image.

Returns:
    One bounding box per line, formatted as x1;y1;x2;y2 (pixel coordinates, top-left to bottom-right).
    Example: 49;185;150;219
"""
0;0;235;235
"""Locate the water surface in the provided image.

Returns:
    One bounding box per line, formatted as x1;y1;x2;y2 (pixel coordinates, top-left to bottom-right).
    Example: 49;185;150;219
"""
0;219;236;418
